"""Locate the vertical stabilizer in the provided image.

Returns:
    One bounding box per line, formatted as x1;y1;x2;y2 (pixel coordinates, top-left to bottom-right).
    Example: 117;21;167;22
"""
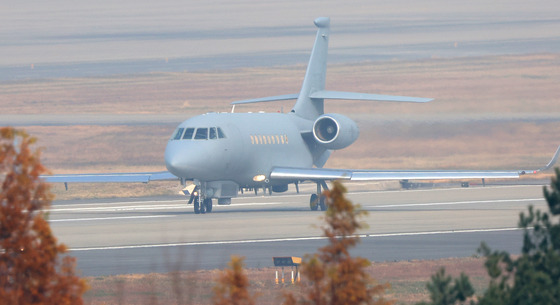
292;17;330;120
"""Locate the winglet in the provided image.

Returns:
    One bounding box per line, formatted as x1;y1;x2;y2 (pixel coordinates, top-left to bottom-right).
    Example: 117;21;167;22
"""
519;145;560;175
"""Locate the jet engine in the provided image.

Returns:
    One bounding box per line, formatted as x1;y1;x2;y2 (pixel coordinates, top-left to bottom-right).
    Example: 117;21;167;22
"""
312;114;359;150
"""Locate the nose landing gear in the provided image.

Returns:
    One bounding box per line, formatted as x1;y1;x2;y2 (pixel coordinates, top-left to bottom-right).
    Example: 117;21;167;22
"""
188;185;213;215
193;196;213;214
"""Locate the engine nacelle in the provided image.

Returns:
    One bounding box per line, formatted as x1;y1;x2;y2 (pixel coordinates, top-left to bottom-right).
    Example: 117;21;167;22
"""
312;114;359;150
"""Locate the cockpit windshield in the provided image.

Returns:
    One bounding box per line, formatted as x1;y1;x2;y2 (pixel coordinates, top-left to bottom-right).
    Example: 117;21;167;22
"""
194;128;208;140
171;127;226;141
172;128;184;140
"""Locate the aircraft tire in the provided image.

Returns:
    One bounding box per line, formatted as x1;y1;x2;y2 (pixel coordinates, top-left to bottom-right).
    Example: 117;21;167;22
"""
204;198;213;213
310;194;319;211
319;196;327;211
200;199;206;214
194;196;201;214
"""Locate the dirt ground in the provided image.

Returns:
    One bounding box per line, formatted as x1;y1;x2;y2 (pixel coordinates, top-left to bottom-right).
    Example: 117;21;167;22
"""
82;256;490;305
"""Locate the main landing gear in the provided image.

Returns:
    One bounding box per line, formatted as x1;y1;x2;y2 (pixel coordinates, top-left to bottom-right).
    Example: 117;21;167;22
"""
309;181;329;211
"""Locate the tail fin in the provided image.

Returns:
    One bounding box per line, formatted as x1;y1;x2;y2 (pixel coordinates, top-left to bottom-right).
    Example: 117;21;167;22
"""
231;17;432;112
292;17;330;120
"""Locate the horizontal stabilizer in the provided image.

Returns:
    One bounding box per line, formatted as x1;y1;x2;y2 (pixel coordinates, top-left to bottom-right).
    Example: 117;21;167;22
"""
231;94;299;105
309;91;433;103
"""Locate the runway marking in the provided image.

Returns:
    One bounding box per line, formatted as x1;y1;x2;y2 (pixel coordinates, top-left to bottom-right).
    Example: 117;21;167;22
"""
50;215;176;222
49;204;186;212
69;227;524;252
372;198;543;208
49;202;286;213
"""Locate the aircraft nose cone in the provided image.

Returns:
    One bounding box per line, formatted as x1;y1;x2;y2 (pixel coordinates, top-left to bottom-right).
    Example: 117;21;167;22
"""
165;143;188;177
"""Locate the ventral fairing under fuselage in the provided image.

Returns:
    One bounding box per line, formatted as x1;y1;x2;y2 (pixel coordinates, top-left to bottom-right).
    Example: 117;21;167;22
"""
43;17;560;215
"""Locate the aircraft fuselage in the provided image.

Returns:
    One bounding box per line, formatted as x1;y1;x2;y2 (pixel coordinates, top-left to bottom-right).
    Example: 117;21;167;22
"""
165;112;315;188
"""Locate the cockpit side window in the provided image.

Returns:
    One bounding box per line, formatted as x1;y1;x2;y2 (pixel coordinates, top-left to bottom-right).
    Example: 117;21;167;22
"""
173;128;184;140
209;127;217;139
183;128;195;140
194;128;208;140
217;127;226;139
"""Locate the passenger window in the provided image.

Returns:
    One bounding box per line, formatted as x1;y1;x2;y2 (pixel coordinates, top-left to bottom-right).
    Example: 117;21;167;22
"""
194;128;208;140
218;128;226;139
183;128;195;140
209;127;217;139
173;128;184;140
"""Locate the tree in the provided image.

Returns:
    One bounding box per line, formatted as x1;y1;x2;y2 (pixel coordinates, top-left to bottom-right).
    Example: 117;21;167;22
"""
284;181;393;305
212;255;256;305
476;167;560;305
416;268;474;305
0;127;87;304
418;168;560;305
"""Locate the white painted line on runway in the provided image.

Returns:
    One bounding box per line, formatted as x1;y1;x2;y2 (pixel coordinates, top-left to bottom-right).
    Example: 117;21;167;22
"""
50;215;176;222
372;198;542;208
49;204;186;212
49;201;287;213
51;199;186;208
69;227;524;252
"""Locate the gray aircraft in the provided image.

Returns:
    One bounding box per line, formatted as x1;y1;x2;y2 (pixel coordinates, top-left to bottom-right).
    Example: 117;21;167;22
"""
44;17;560;214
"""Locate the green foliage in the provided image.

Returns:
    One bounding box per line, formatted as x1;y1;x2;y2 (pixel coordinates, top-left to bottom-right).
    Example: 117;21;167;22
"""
420;168;560;305
416;268;474;305
477;168;560;305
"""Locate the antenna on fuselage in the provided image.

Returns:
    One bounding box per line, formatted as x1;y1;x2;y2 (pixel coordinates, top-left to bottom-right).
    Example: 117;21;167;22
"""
231;105;236;113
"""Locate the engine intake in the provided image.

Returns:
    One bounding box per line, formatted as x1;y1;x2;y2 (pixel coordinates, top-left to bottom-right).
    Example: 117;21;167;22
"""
313;114;359;150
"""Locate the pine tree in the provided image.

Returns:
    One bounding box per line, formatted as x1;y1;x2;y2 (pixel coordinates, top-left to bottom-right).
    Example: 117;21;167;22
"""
416;268;474;305
0;127;87;304
478;167;560;304
284;181;393;305
419;168;560;305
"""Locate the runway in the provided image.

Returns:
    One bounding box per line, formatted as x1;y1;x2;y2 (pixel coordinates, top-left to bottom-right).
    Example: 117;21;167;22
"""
48;183;549;276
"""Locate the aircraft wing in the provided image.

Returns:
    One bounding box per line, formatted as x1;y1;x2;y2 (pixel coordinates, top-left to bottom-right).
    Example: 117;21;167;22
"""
270;145;560;182
270;168;521;181
41;171;177;184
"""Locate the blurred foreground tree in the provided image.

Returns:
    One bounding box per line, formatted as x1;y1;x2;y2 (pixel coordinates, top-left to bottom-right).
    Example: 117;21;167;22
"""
0;127;87;304
284;181;393;305
416;268;474;305
212;255;256;305
418;168;560;305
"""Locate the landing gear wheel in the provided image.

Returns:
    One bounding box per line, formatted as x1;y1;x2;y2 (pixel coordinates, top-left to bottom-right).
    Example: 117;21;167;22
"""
199;198;207;214
310;194;319;211
319;196;327;211
204;198;213;213
194;196;201;214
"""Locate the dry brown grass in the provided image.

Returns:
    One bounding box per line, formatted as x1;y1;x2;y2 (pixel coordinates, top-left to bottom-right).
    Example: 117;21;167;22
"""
2;54;559;115
83;257;489;305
